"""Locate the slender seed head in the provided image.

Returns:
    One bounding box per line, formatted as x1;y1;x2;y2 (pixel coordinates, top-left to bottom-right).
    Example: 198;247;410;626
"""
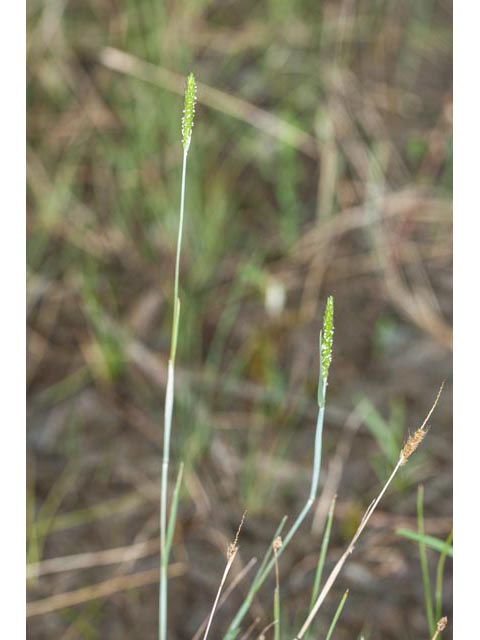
228;510;247;559
400;381;445;465
182;73;197;152
400;426;428;465
320;296;334;382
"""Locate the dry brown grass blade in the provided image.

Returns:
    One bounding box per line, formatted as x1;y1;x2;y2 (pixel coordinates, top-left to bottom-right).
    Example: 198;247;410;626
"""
99;47;317;158
26;537;160;579
202;549;238;640
26;564;185;618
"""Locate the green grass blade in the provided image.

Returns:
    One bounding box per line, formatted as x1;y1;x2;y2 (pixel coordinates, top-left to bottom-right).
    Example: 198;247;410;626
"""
325;589;349;640
417;485;435;636
357;398;398;464
435;531;453;620
165;463;184;557
396;529;453;558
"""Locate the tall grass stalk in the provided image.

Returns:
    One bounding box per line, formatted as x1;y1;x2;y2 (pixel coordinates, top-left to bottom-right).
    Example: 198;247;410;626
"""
159;73;196;640
224;297;334;639
293;384;444;639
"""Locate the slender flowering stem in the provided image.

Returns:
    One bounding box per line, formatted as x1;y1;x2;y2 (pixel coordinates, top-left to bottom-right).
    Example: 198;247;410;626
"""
224;299;334;639
159;73;196;640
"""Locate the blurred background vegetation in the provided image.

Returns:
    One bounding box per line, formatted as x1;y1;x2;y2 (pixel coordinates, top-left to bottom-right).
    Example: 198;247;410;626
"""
27;0;452;638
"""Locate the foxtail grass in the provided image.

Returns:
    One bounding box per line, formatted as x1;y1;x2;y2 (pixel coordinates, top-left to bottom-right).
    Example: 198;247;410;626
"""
159;72;197;640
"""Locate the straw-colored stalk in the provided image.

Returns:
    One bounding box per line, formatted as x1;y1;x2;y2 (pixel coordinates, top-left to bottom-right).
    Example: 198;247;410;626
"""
293;383;444;639
192;559;258;640
273;536;282;640
202;512;246;640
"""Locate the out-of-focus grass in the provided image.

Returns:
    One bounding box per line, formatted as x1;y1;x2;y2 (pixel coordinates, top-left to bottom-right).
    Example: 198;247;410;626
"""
27;0;452;638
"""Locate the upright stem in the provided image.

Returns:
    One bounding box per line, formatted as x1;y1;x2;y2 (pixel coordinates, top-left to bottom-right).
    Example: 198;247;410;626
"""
159;149;188;640
173;152;188;329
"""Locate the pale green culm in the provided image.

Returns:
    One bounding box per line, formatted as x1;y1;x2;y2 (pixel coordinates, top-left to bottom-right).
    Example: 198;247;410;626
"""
159;73;197;640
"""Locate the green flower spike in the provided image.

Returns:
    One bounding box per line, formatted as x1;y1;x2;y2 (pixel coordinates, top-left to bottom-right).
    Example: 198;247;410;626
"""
181;73;197;152
318;295;334;406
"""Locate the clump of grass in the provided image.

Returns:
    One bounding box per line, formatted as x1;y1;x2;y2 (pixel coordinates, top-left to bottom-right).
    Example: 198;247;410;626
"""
293;383;445;639
159;72;197;640
223;296;335;639
158;80;446;640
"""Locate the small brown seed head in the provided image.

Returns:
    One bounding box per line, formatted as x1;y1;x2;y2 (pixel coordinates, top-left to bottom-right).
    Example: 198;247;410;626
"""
400;426;428;465
273;536;283;552
437;616;448;632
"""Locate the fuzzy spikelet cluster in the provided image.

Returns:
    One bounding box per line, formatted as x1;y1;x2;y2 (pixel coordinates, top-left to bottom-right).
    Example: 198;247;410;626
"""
181;73;197;152
400;381;445;465
400;426;428;465
437;617;448;632
320;296;334;382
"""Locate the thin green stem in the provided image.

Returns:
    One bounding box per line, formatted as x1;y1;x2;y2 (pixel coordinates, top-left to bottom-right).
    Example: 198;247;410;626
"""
171;150;188;363
417;485;435;637
325;589;349;640
309;495;337;611
160;148;189;640
435;531;453;621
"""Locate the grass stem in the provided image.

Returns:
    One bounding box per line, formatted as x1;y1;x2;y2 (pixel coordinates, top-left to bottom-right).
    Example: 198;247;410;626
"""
417;485;435;636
